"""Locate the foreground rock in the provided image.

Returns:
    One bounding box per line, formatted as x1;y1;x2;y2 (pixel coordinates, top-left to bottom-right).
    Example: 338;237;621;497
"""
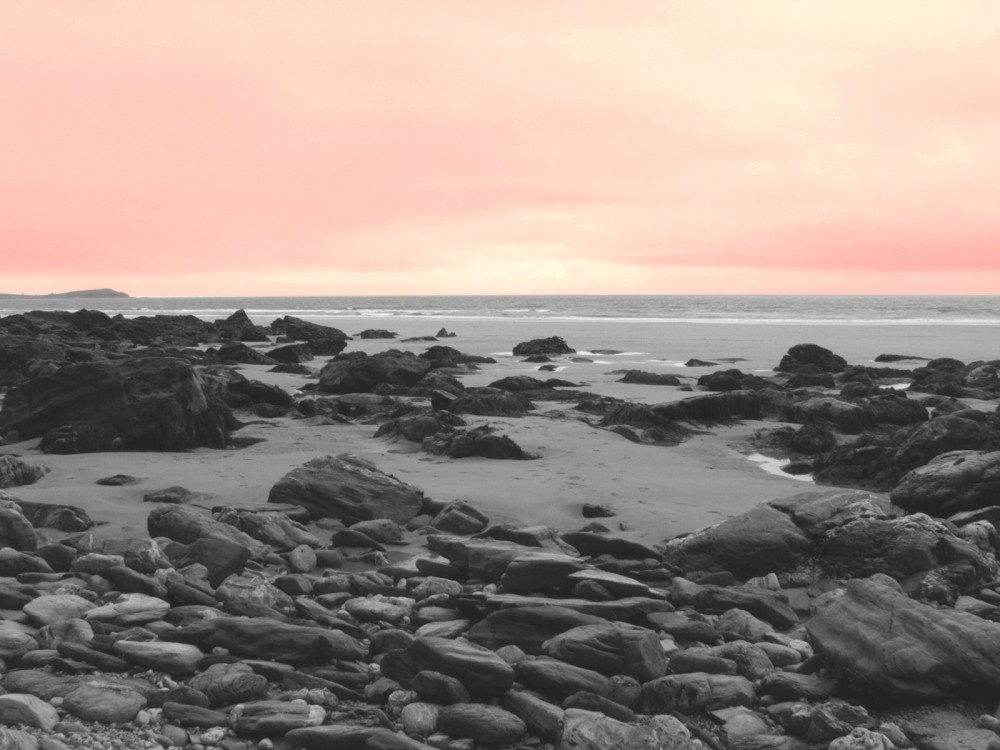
663;489;992;596
807;578;1000;702
0;357;232;452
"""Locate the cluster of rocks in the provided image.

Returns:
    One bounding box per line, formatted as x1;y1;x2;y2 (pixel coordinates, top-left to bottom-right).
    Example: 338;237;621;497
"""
7;315;1000;747
0;451;999;749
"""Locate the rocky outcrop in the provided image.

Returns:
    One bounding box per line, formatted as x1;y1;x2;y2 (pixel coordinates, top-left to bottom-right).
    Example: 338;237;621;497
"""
807;578;1000;702
891;450;1000;516
663;490;993;595
268;454;425;523
0;357;232;453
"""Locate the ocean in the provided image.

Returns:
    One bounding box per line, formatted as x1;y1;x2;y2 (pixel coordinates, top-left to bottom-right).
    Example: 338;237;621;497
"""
3;294;999;373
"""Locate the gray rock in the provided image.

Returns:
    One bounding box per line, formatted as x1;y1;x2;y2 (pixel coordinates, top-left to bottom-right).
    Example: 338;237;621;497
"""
641;673;755;714
556;708;693;750
438;704;526;746
0;456;48;489
0;694;59;731
807;577;1000;702
268;454;425;524
188;663;269;707
63;680;147;724
542;623;667;682
891;450;1000;516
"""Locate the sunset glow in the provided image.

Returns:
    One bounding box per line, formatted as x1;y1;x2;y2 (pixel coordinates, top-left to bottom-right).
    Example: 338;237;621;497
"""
4;2;1000;295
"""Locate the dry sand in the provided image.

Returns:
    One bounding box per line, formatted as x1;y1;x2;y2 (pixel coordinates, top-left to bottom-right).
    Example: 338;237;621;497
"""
0;341;824;550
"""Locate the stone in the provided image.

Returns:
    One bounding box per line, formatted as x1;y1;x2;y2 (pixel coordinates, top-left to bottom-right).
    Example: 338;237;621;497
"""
231;700;326;735
162;536;252;587
512;337;575;357
542;623;667;682
422;424;532;460
162;616;366;664
777;343;847;373
466;605;607;655
640;673;756;714
0;622;37;660
411;671;470;705
63;680;147;724
284;726;391;749
382;637;514;696
0;456;48;489
22;594;94;626
268;454;425;524
556;709;693;750
188;663;269;707
319;352;431;394
84;593;170;625
437;704;526;746
112;641;203;675
0;493;38;551
0;694;59;731
149;504;269;560
807;578;1000;701
891;451;1000;516
500;690;564;742
400;702;440;736
500;553;587;592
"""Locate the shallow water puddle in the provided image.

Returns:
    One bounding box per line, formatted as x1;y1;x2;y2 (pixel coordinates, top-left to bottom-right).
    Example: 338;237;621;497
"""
744;452;813;482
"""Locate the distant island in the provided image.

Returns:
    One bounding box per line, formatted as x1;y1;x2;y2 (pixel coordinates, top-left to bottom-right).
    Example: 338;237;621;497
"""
0;288;129;299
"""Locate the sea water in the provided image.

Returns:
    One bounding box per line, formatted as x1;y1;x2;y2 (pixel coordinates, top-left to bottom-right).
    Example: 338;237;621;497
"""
2;294;998;374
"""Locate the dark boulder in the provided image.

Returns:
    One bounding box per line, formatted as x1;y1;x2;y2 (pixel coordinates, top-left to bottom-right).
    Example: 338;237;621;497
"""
422;425;533;460
488;376;552;392
269;316;349;355
420;346;496;367
512;337;575;357
357;329;397;339
374;411;467;443
776;344;847;374
891;450;1000;516
616;371;681;386
267;343;313;364
213;310;270;342
267;453;425;523
0;357;232;453
319;352;431;394
451;389;534;417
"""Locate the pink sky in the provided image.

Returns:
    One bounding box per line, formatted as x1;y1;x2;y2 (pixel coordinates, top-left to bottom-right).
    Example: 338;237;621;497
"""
4;2;1000;296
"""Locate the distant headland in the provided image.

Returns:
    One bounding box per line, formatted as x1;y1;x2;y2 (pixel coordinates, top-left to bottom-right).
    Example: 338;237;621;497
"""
0;288;129;299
